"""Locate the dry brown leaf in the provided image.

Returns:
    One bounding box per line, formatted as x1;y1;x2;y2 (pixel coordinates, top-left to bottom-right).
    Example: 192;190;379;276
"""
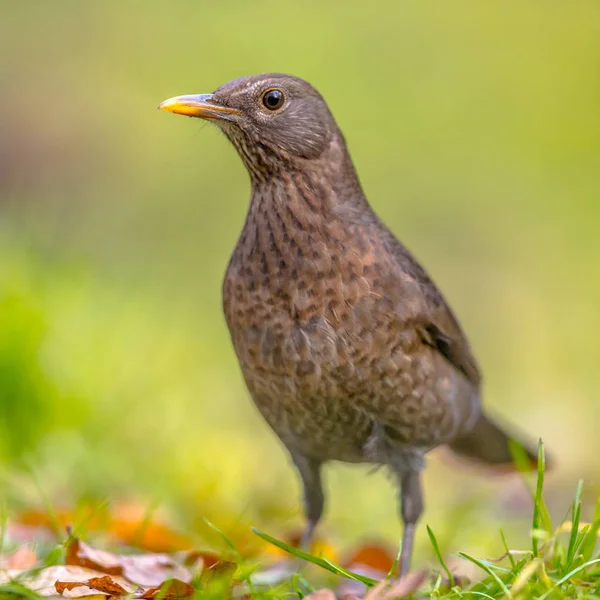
108;503;193;553
66;539;123;576
0;545;38;570
338;541;397;597
112;553;190;587
16;505;192;553
344;542;396;575
4;565;136;597
181;549;220;570
181;549;236;576
55;581;89;593
55;575;128;597
66;538;191;587
137;578;194;599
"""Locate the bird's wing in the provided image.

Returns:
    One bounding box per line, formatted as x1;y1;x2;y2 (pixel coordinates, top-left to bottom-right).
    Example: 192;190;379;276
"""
418;308;481;386
381;229;482;387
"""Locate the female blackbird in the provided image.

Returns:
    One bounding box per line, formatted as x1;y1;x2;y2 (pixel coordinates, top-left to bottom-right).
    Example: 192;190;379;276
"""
159;74;540;576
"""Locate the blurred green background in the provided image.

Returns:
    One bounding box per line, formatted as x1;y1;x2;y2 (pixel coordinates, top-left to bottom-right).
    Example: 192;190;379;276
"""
1;0;599;560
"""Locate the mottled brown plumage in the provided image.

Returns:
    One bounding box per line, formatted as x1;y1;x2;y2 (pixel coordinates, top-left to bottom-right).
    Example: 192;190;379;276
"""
159;74;540;575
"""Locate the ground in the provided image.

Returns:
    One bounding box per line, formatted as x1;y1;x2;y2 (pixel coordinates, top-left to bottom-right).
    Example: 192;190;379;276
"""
3;445;599;599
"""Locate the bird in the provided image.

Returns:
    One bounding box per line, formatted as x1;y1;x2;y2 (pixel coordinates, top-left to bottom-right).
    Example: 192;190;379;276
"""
159;73;542;576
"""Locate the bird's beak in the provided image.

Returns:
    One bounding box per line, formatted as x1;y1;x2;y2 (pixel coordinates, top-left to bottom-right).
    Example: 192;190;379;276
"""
158;94;239;120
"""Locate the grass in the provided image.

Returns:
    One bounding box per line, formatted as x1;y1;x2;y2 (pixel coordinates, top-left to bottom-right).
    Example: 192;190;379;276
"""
247;441;600;598
3;441;600;599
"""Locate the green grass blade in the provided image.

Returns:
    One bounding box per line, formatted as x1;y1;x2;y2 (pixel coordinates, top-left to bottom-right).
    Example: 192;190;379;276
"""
320;556;381;585
581;506;600;562
0;582;44;600
0;500;7;555
27;464;67;542
69;498;111;541
430;573;443;595
512;438;552;557
471;559;511;573
203;518;257;596
538;557;600;600
565;480;584;573
532;439;549;557
537;450;553;536
458;552;512;598
291;572;315;597
427;525;454;586
252;528;378;587
508;557;541;597
385;541;402;580
202;518;243;564
499;530;516;569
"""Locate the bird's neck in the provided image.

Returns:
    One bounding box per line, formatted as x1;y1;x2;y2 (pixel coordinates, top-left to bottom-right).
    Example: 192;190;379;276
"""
234;137;377;272
247;134;369;225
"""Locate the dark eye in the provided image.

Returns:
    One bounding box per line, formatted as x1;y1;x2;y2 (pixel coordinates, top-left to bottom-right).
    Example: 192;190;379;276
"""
262;89;285;111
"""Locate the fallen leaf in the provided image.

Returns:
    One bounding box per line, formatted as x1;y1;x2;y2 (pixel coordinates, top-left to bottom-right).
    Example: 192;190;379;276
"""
66;539;122;576
137;578;194;599
108;503;193;553
56;581;88;592
344;542;396;575
55;575;128;597
16;505;193;553
179;549;236;575
337;542;396;598
338;541;398;597
0;545;38;570
66;537;191;586
5;565;136;597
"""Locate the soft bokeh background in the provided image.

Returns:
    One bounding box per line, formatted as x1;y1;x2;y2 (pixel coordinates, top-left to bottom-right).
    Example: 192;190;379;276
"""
1;0;599;561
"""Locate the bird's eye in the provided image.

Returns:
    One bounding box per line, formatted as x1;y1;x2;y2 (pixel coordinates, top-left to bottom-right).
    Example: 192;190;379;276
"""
262;89;285;111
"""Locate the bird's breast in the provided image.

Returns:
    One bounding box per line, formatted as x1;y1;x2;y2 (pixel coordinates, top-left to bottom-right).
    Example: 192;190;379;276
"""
222;219;423;400
222;213;472;456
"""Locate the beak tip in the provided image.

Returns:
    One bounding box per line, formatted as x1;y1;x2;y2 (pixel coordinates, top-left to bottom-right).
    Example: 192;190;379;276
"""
157;99;173;112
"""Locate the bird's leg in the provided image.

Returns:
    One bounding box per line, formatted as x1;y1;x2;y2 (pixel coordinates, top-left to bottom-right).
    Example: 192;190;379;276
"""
290;452;324;551
369;424;425;577
398;468;424;577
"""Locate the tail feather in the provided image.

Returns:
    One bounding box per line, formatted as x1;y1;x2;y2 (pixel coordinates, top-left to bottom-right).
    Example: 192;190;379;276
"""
449;412;549;472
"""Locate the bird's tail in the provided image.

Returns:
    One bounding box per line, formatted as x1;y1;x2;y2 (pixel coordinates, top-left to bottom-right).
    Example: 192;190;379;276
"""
449;412;549;472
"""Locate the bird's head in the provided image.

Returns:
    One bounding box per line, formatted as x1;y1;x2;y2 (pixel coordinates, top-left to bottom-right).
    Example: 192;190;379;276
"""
159;73;342;179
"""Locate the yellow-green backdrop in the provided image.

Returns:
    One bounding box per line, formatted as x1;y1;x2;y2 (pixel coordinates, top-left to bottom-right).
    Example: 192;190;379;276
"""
1;0;599;560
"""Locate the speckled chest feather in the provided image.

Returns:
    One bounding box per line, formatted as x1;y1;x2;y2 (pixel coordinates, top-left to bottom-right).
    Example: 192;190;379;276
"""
223;168;478;463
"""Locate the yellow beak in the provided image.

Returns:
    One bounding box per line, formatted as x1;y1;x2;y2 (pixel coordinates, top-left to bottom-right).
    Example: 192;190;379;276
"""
158;94;240;120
